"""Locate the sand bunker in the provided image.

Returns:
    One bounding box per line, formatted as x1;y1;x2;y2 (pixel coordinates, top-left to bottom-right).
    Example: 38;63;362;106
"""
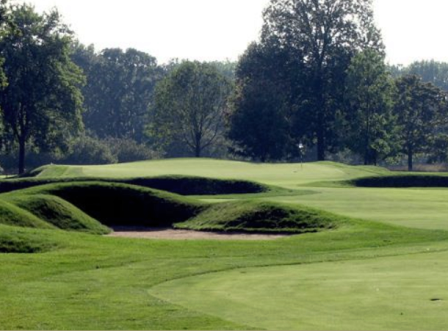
107;227;289;241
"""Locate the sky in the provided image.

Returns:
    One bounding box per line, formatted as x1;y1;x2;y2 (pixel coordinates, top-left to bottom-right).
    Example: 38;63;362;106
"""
13;0;448;66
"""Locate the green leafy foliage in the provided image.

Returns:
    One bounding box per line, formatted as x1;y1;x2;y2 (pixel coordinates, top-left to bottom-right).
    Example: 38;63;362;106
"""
394;75;447;170
0;4;85;174
344;50;397;164
228;42;296;161
149;61;232;157
71;46;163;142
261;0;383;160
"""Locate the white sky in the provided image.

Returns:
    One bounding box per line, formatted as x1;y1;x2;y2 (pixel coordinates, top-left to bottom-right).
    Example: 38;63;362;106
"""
14;0;448;65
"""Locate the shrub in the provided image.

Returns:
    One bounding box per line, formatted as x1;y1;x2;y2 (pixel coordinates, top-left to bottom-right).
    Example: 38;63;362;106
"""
60;135;117;165
104;137;160;163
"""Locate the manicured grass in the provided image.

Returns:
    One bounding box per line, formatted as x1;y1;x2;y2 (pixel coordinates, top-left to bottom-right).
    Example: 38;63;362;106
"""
3;158;448;329
32;159;448;231
34;159;391;188
151;250;448;330
1;218;448;329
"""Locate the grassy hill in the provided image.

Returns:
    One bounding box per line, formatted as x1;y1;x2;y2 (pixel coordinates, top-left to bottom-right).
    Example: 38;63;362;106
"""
30;158;390;188
2;158;448;329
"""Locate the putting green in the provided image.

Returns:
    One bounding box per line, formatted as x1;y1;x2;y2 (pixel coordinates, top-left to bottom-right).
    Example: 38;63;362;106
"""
39;159;387;188
150;250;448;330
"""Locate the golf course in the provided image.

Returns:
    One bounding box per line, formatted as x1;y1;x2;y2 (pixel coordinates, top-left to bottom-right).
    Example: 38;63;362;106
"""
1;158;448;330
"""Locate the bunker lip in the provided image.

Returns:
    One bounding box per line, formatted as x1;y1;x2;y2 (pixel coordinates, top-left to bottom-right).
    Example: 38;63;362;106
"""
107;226;291;241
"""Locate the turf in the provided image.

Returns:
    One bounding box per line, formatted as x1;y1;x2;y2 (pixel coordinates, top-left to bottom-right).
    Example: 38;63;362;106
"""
0;175;269;195
32;158;390;188
2;158;448;330
175;200;342;234
151;250;448;330
1;217;448;329
6;194;110;234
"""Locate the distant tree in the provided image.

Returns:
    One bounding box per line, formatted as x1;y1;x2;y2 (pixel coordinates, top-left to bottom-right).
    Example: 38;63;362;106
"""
148;61;232;157
71;46;163;142
344;50;397;165
0;4;84;174
407;60;448;92
262;0;383;160
227;42;296;161
208;60;237;81
394;75;447;171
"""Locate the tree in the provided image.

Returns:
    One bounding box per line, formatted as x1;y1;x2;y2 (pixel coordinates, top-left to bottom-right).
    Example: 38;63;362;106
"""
407;60;448;92
0;4;85;174
227;42;296;161
262;0;383;160
148;61;232;157
344;50;396;165
394;75;447;171
71;46;163;143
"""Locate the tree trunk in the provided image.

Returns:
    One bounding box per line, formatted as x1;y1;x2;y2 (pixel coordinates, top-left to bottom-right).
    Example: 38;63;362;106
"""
408;150;413;171
315;75;325;161
316;120;325;161
18;137;26;175
194;144;201;158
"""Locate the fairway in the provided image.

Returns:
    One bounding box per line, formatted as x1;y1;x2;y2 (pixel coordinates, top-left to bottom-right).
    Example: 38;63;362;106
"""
3;158;448;330
151;250;448;330
38;159;448;231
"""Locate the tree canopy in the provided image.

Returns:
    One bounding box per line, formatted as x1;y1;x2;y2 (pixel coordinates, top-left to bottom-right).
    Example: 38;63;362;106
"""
394;75;447;171
261;0;383;160
344;50;396;165
148;61;232;157
0;4;85;174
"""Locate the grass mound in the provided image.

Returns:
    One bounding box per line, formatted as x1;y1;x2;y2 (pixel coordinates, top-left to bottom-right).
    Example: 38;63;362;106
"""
7;195;110;234
0;175;269;196
175;200;342;234
118;176;268;195
0;199;54;229
0;225;61;253
28;182;205;227
352;174;448;187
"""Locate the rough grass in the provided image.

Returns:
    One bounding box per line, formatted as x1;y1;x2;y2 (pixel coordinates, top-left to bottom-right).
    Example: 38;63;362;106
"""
352;174;448;187
20;181;205;228
0;175;269;195
175;200;343;234
0;224;62;253
0;181;341;237
6;195;110;235
0;199;55;229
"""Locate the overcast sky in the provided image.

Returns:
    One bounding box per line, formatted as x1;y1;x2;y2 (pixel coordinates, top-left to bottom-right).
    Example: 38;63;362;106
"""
15;0;448;65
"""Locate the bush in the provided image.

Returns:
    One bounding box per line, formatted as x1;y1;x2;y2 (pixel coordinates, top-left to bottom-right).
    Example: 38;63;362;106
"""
60;135;117;165
104;137;160;163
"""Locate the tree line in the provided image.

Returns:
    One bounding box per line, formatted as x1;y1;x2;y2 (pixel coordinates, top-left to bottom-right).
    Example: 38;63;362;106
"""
0;0;447;174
